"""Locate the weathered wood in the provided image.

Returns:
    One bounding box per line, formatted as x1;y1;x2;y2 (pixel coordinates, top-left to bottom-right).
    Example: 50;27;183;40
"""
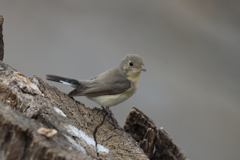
0;105;91;160
124;107;188;160
0;62;149;160
0;15;4;61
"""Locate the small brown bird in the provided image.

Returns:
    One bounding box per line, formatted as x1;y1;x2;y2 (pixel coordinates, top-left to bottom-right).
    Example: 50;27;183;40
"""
46;54;146;128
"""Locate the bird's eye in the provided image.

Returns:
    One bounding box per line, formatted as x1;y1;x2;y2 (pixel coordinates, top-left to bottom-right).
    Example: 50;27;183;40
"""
129;62;133;66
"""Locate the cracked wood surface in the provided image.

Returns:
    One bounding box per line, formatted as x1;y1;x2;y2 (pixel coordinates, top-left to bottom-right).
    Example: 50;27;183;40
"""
124;107;188;160
0;62;148;160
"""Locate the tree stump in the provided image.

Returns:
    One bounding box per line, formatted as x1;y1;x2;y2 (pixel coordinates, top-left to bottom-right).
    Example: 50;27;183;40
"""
0;62;149;159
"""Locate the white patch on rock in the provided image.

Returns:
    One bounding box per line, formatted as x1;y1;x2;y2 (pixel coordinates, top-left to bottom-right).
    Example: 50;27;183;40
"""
64;134;86;154
66;125;109;153
54;107;67;117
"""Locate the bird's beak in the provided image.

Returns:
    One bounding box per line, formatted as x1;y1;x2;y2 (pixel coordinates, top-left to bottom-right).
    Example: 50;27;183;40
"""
140;66;147;72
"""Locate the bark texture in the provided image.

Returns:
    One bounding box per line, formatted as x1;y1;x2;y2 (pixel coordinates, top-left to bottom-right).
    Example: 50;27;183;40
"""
124;108;188;160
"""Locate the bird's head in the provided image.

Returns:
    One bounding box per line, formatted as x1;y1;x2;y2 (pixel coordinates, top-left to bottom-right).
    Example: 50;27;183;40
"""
120;54;146;82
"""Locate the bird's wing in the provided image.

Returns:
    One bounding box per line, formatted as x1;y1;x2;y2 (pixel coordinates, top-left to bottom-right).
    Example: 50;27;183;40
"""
83;77;131;96
69;68;131;97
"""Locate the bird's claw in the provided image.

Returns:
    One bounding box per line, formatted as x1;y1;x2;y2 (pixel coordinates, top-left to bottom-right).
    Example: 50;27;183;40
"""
108;119;123;130
101;106;123;130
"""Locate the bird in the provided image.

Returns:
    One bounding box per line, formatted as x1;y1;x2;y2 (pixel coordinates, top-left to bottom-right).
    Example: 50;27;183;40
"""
46;54;146;129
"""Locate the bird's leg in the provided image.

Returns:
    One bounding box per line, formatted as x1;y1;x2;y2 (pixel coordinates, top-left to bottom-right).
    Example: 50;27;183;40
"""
101;106;122;130
101;106;114;117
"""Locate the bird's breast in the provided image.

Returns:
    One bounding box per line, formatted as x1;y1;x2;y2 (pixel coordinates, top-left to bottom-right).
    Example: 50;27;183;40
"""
87;85;137;107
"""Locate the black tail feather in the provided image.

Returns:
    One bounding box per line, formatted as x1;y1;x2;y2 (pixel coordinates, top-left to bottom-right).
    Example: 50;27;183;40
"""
45;74;80;87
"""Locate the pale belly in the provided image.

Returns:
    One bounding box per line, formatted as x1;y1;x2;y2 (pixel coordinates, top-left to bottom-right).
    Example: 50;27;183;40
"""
87;89;136;107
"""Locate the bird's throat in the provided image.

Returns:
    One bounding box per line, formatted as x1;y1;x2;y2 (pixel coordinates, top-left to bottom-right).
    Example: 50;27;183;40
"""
126;72;140;85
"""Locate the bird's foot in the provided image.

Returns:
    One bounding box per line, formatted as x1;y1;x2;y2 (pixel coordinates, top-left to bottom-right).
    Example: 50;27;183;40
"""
108;119;123;130
101;106;123;130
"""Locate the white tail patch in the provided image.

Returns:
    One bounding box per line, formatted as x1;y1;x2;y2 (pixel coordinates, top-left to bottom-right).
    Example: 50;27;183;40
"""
60;80;72;86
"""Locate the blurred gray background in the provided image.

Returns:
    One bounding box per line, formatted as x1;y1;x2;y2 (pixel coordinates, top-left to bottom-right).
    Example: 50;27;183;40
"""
1;1;240;159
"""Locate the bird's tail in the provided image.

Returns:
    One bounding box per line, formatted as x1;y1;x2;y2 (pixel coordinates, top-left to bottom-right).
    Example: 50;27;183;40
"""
45;74;81;87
